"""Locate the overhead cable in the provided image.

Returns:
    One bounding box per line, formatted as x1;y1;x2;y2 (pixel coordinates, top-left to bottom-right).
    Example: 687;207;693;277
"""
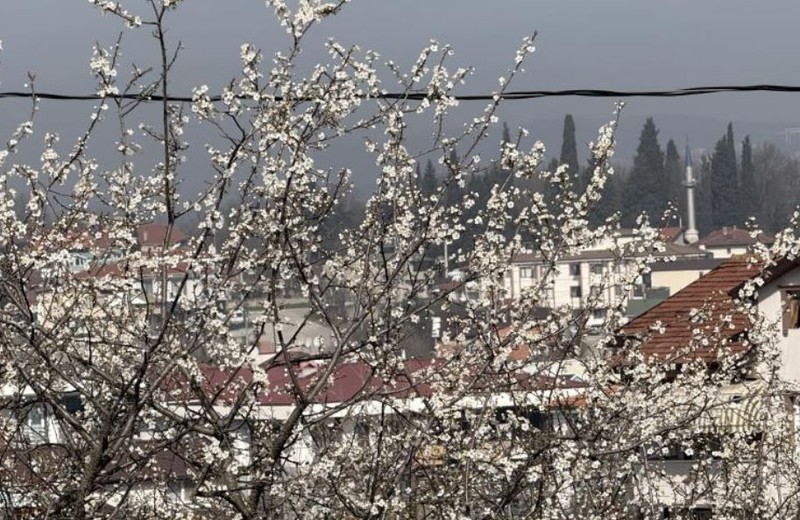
1;84;800;103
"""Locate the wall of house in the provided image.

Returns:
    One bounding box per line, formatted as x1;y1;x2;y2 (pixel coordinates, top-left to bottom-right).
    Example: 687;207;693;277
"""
704;245;748;259
651;269;712;296
151;277;205;306
759;268;800;384
507;259;631;310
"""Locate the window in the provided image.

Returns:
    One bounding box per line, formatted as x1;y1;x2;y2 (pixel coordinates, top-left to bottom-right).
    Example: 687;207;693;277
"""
660;507;713;520
492;406;545;437
21;403;48;443
168;480;194;503
142;279;154;295
569;263;581;276
27;405;45;431
690;509;713;520
61;393;83;414
354;420;370;437
431;316;441;338
519;266;533;279
570;286;582;299
646;435;723;461
589;263;603;275
591;308;606;321
782;288;800;336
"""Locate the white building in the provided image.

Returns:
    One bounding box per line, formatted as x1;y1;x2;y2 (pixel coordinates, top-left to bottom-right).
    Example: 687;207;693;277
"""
505;239;709;326
696;226;774;259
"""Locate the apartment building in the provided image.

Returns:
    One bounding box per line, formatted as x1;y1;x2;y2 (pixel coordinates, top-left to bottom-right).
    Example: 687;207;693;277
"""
505;241;709;327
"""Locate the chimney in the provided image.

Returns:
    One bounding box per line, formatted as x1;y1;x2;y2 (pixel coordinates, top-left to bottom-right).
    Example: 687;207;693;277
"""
683;143;699;244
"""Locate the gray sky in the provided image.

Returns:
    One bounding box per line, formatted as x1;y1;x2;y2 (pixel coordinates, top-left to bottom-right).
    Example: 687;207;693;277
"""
3;1;800;117
2;1;800;186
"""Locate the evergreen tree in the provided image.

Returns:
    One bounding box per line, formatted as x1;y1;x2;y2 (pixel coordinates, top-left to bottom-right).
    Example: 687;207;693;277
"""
542;157;561;210
559;114;580;189
751;142;797;232
546;157;559;175
420;159;438;198
587;157;623;227
664;140;685;227
710;123;739;228
540;115;580;212
501;122;512;147
622;118;666;226
695;155;714;235
739;135;758;223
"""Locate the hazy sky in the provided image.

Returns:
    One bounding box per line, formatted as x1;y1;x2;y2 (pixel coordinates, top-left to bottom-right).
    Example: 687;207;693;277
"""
2;1;799;120
2;1;800;186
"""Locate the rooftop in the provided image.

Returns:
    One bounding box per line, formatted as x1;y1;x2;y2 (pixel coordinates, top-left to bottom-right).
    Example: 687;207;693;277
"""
619;256;761;362
137;223;187;247
659;226;684;243
513;241;708;264
173;358;587;407
697;227;774;248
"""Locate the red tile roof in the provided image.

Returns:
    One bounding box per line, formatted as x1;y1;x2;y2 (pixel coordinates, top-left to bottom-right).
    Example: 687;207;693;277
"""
137;223;187;247
512;241;707;264
619;256;762;362
659;226;684;243
73;261;191;280
621;255;800;362
170;358;585;407
698;227;773;248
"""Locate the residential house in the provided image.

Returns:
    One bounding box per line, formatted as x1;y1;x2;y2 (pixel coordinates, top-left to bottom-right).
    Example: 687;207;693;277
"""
136;223;188;255
696;226;774;259
0;356;586;517
61;223;189;274
617;254;800;516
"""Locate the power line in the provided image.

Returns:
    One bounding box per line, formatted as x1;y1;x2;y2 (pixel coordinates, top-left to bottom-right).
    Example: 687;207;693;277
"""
2;84;800;104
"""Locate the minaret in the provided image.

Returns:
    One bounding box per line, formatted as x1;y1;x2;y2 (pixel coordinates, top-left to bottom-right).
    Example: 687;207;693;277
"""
683;143;699;244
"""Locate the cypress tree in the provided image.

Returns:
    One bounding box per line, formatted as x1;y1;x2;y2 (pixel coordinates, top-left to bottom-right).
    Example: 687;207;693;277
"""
542;156;561;209
622;118;665;226
420;159;438;198
587;157;622;227
710;123;739;228
495;123;514;191
695;155;714;235
664;140;685;226
559;115;580;189
739;135;758;223
501;122;512;147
